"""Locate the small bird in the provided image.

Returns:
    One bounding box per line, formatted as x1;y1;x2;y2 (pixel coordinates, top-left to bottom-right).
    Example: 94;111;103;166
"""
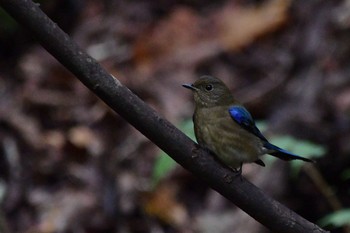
183;75;314;174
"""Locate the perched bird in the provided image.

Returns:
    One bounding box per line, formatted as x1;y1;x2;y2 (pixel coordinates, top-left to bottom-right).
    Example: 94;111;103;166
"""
183;75;314;173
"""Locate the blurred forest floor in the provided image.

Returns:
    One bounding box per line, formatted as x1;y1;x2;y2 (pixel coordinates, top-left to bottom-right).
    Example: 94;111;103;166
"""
0;0;350;232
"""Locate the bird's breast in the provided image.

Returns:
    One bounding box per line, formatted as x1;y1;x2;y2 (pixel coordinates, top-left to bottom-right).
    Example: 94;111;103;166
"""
193;106;264;168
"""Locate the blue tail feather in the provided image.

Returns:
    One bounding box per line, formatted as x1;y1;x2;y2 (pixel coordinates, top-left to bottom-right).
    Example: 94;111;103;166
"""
264;142;314;163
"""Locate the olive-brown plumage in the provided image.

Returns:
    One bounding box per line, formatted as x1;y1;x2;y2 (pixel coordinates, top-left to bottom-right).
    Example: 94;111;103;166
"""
183;75;313;172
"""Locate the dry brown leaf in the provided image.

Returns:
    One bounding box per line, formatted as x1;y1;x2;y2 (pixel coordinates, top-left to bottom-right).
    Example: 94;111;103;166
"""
67;126;103;155
68;126;95;148
29;190;96;233
133;7;204;74
142;182;188;227
217;0;291;51
132;0;291;74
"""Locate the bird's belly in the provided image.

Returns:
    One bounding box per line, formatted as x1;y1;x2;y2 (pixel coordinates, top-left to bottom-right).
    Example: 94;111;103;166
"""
195;115;263;169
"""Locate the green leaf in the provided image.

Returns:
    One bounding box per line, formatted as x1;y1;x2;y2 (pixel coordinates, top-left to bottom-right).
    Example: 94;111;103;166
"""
255;121;268;133
319;209;350;227
178;119;196;141
269;135;326;177
152;151;177;187
341;169;350;181
151;119;196;187
269;135;326;158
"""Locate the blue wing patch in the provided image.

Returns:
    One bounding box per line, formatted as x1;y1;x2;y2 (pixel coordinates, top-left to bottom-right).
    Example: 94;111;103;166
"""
228;106;267;142
229;106;253;126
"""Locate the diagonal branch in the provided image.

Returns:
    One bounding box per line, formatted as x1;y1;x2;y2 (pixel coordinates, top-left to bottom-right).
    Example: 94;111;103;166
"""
0;0;328;232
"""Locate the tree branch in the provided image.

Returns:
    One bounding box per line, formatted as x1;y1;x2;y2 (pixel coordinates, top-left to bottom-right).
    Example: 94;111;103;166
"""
0;1;328;232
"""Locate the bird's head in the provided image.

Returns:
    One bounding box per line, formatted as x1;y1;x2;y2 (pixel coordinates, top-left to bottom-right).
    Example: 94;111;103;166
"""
183;75;234;108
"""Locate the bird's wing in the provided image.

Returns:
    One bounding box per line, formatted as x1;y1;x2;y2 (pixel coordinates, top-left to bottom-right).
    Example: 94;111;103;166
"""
228;105;268;142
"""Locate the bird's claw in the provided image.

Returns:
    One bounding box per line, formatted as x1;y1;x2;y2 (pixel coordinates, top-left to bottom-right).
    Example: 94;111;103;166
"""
232;163;243;181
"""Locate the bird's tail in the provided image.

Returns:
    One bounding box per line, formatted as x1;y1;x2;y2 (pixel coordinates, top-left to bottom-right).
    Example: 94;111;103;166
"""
264;142;314;163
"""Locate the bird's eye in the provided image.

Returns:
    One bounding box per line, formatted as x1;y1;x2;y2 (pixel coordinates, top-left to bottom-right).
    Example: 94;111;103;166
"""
205;84;213;91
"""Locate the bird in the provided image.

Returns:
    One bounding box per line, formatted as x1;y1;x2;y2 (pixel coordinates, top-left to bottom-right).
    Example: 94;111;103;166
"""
182;75;314;174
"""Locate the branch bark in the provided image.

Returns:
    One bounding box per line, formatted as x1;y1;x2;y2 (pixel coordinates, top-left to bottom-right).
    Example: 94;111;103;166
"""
0;1;328;232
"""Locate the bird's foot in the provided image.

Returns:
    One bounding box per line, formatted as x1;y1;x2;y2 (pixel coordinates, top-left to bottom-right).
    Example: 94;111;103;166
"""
232;163;243;181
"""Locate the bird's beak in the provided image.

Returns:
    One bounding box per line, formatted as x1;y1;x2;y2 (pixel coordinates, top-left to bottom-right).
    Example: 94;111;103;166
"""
182;83;197;91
